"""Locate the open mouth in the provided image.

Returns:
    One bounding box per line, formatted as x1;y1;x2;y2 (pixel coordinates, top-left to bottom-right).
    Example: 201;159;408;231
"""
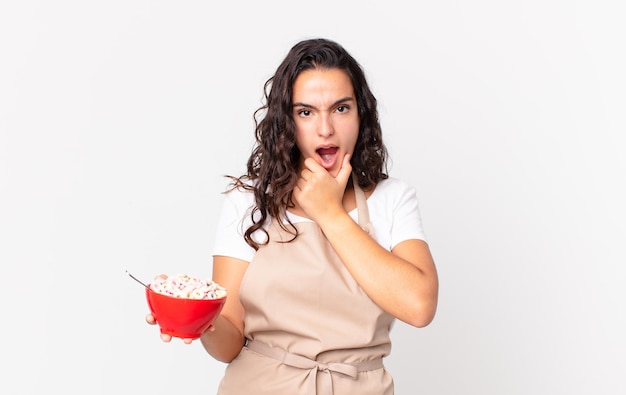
316;146;338;169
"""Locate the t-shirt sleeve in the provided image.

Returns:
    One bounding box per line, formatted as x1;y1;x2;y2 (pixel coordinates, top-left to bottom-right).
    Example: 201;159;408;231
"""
390;180;428;249
211;187;257;263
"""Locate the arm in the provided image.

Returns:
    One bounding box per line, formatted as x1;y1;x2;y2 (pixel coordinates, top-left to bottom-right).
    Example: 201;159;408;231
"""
318;214;438;327
145;186;252;358
294;156;438;327
199;255;248;362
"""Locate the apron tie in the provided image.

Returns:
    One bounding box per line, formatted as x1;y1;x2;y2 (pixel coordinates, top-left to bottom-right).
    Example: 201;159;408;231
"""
246;339;383;395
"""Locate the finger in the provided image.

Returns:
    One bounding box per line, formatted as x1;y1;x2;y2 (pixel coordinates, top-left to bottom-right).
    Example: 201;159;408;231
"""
303;157;324;173
295;176;306;192
146;313;157;325
299;167;312;181
160;333;172;343
335;154;352;188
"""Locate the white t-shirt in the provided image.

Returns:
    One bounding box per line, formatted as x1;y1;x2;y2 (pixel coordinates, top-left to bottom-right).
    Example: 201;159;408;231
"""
211;177;427;263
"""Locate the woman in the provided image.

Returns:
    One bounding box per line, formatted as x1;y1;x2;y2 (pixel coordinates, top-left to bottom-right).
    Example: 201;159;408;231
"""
148;38;438;394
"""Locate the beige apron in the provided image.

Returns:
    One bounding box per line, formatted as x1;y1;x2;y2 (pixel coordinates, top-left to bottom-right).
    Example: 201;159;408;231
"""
217;176;395;395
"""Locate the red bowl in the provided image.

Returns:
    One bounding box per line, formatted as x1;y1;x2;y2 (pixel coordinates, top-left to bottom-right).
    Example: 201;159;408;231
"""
146;287;226;339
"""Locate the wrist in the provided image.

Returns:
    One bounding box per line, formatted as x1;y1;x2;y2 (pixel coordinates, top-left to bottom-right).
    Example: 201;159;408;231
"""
317;210;354;237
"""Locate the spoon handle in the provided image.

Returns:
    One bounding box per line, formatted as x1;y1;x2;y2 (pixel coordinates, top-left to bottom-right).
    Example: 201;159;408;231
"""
126;270;150;289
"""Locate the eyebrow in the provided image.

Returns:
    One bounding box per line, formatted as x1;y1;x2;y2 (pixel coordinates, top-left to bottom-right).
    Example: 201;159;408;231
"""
292;96;355;110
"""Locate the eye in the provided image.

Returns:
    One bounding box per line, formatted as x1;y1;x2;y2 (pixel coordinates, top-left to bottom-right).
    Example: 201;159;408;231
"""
297;109;311;117
336;105;349;113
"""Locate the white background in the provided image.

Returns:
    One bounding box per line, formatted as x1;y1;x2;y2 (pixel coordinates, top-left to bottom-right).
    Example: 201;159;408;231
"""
1;1;625;394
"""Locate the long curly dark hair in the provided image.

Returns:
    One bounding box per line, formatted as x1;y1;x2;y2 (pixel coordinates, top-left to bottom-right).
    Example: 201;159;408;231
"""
228;38;388;250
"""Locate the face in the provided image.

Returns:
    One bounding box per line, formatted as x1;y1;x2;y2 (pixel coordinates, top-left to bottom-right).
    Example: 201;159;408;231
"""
292;68;359;177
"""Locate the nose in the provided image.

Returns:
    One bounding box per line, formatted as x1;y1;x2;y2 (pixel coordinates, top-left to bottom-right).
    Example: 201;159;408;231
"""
318;113;334;137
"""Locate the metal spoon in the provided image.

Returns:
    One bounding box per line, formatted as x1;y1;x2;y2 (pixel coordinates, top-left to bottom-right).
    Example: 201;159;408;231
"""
126;270;150;290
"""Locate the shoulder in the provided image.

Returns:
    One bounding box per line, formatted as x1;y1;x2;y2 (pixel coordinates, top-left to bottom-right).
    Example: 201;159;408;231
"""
375;176;414;192
221;178;256;208
215;177;261;227
365;176;427;248
371;176;418;203
368;176;422;217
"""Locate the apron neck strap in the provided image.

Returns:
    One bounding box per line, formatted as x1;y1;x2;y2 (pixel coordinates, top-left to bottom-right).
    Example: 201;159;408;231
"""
351;173;376;239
